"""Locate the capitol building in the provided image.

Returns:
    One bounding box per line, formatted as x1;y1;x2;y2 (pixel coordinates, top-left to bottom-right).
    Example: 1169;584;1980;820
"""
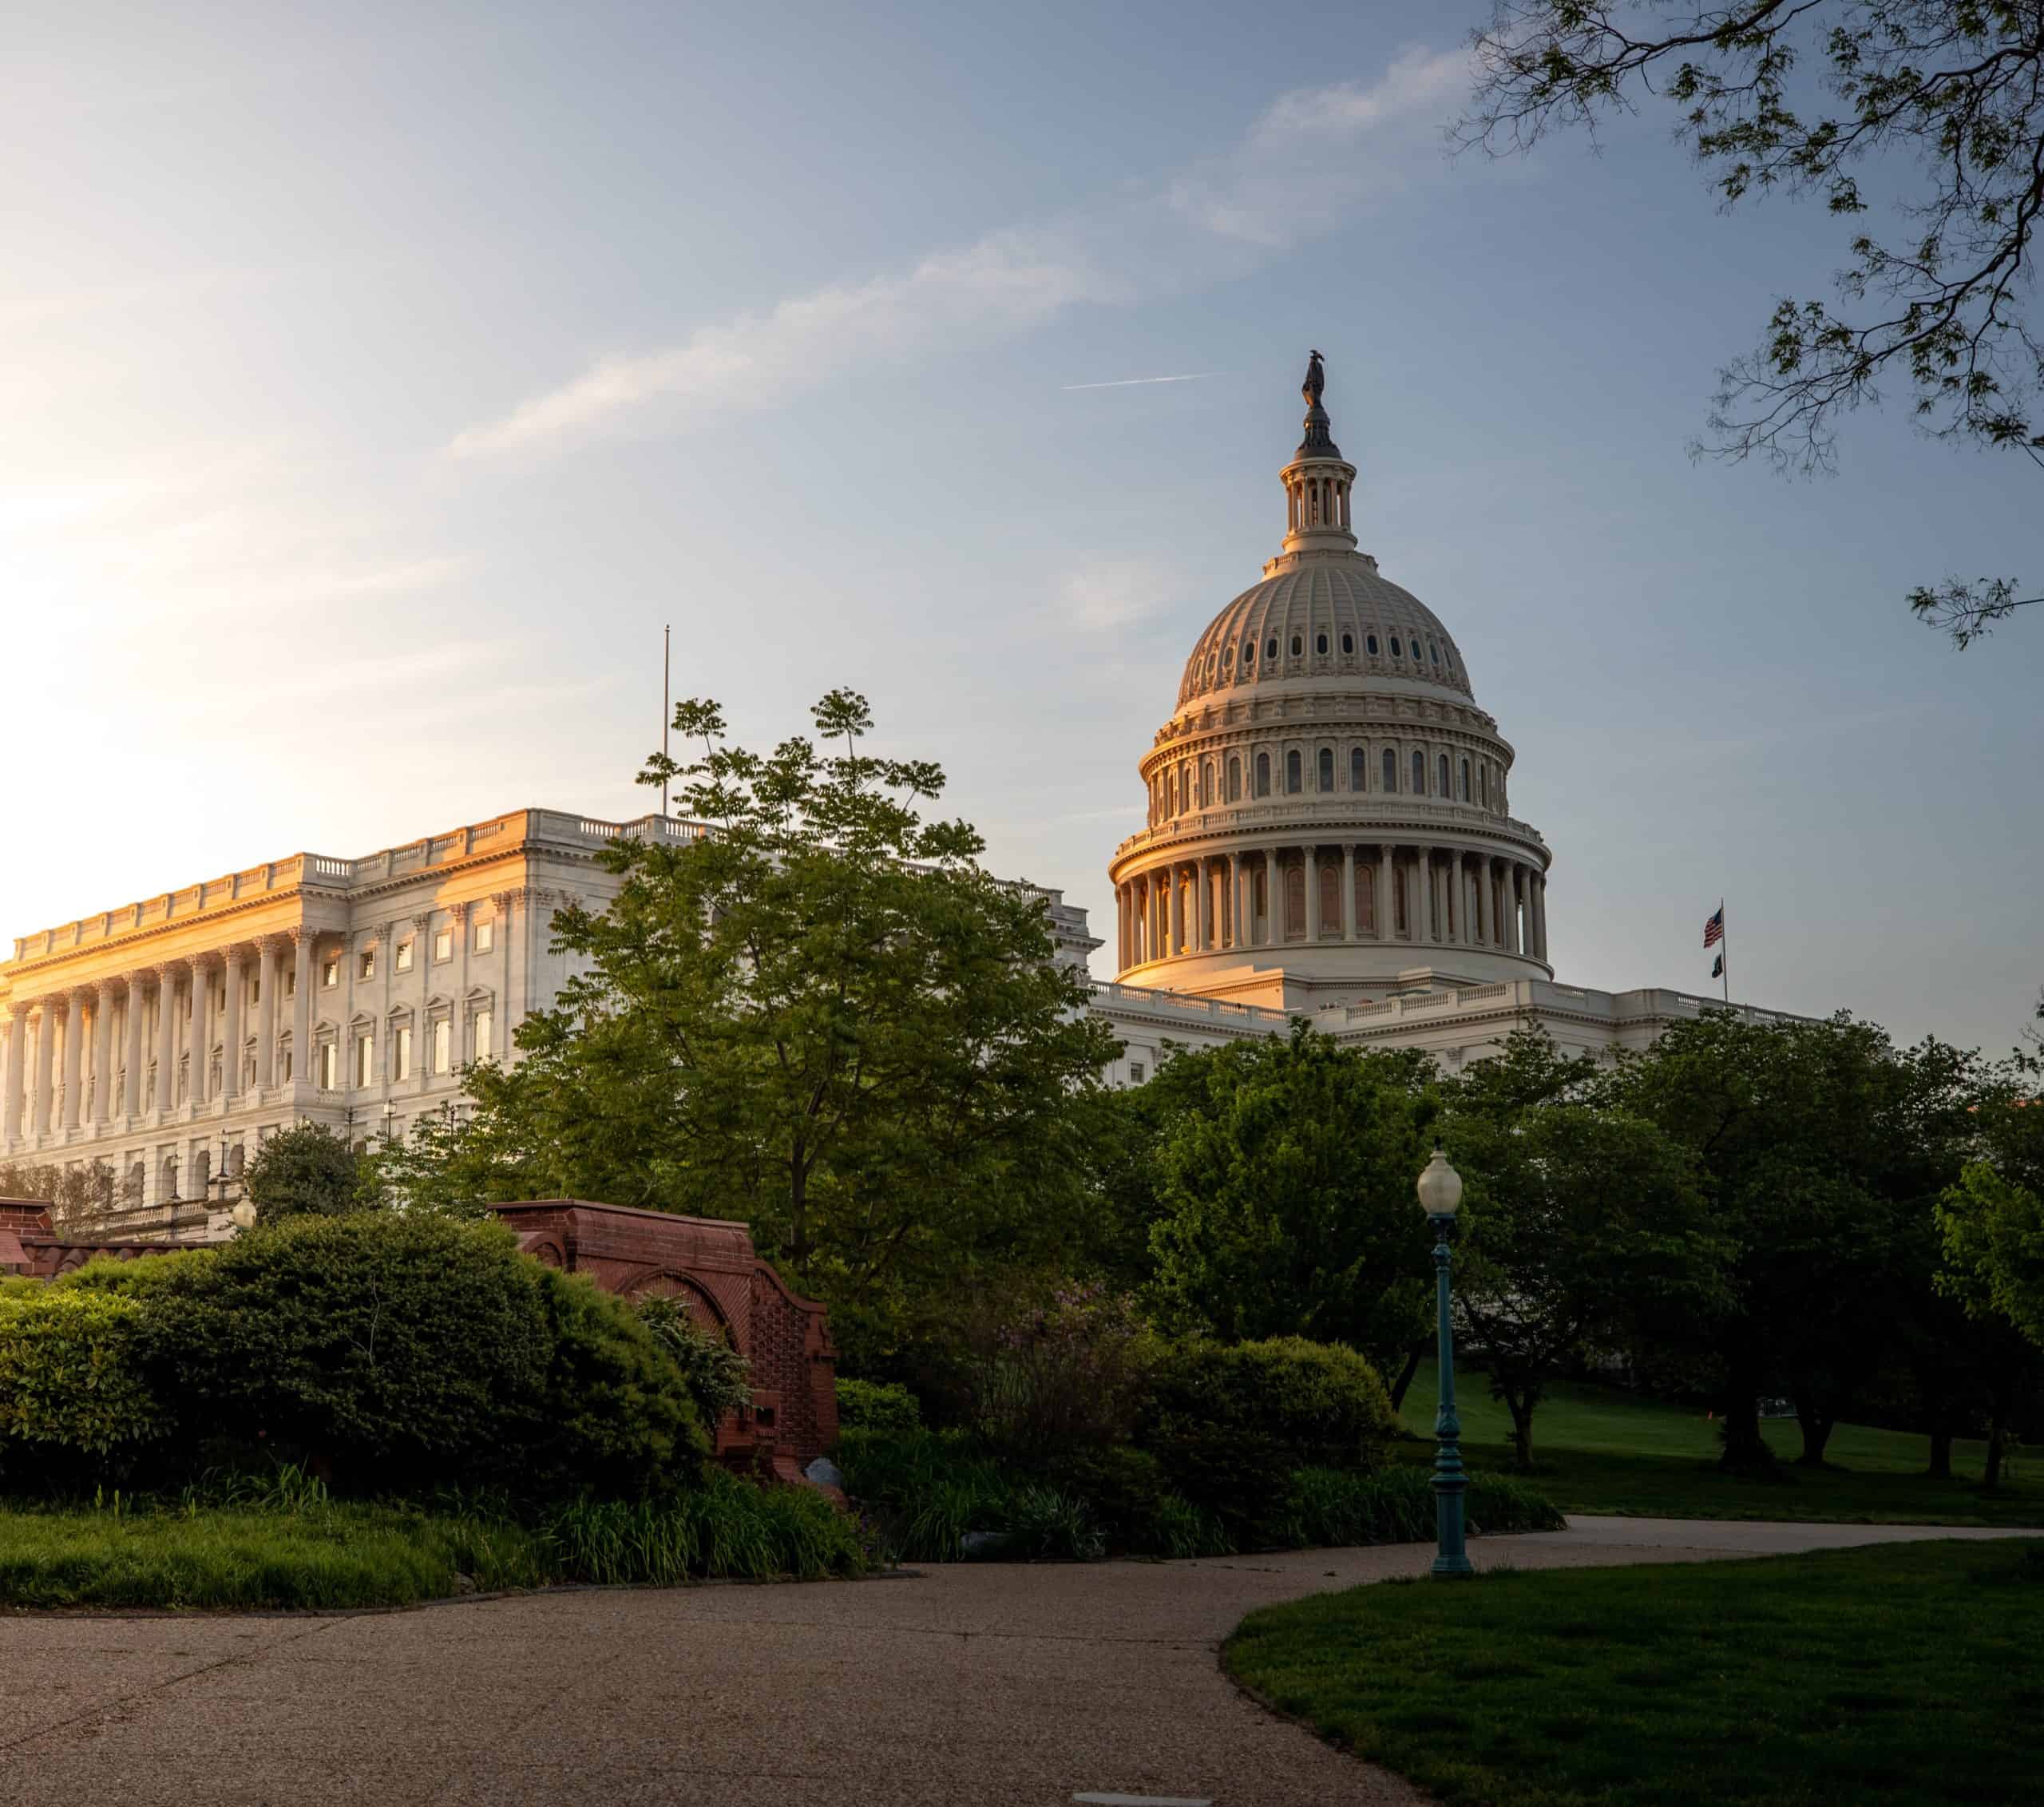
0;358;1792;1230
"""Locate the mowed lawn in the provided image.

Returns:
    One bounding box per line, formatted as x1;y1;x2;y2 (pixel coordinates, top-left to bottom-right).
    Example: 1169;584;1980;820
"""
1396;1363;2044;1526
1226;1540;2044;1807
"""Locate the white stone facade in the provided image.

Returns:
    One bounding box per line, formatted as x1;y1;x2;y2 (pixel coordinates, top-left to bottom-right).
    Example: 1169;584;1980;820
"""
0;809;701;1229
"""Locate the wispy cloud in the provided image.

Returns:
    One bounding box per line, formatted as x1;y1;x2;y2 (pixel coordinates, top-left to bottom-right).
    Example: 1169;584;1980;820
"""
1061;372;1220;391
450;43;1468;461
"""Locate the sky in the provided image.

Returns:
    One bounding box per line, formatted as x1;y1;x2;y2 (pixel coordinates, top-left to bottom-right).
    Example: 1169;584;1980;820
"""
3;0;2036;1055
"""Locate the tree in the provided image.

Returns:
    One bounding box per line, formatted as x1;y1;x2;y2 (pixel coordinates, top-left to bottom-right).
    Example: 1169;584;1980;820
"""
1145;1024;1439;1393
238;1123;365;1222
1444;1035;1724;1468
0;1159;117;1232
1606;1012;1980;1471
374;689;1120;1370
1461;3;2043;647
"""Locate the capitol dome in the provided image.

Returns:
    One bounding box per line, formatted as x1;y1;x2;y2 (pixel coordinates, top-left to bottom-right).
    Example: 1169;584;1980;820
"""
1107;353;1553;1010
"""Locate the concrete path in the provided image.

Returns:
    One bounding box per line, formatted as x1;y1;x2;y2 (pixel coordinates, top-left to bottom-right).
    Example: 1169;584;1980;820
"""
0;1517;2030;1807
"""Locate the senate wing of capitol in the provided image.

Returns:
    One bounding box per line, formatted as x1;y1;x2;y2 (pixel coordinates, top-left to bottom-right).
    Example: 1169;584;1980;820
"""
0;356;1801;1236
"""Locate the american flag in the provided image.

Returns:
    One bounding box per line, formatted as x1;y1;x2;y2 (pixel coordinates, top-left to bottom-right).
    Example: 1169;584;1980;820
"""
1703;905;1725;949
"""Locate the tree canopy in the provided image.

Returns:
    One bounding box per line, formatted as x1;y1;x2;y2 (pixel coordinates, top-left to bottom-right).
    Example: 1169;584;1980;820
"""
1461;2;2043;647
367;688;1120;1369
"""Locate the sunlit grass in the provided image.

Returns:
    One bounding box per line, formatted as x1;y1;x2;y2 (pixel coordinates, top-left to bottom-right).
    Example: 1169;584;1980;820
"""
1396;1364;2044;1525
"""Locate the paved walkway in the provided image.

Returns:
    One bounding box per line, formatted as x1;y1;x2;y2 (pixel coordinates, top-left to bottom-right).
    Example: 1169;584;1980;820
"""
0;1517;2031;1806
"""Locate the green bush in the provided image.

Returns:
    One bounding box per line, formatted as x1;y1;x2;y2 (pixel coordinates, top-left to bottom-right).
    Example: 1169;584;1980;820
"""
835;1377;921;1434
524;1266;708;1497
0;1290;162;1474
65;1215;703;1500
1142;1337;1399;1538
540;1468;868;1583
637;1296;751;1429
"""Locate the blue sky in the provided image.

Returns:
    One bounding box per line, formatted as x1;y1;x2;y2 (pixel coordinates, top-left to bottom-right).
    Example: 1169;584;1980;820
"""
4;0;2036;1053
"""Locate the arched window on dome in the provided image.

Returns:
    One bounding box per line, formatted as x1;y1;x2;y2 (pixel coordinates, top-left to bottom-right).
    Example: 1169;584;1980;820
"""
1349;746;1365;791
1317;747;1333;791
1389;636;1403;657
1439;753;1451;796
1289;634;1302;658
1285;750;1303;794
1366;633;1380;656
1412;750;1426;794
1227;756;1242;802
1316;632;1328;656
1459;757;1471;802
1255;751;1271;798
1381;747;1397;791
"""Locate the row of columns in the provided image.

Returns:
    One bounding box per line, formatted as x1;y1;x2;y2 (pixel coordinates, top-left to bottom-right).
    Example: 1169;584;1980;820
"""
1116;844;1548;969
2;931;315;1143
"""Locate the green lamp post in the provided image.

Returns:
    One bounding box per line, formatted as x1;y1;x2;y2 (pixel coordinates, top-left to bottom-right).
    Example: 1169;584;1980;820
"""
1417;1147;1472;1579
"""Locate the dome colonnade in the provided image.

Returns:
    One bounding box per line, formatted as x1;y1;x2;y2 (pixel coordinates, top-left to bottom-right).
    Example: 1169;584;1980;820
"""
1107;352;1552;1005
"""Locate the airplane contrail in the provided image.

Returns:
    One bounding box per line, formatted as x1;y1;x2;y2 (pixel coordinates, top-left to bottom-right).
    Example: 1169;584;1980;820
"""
1060;372;1221;390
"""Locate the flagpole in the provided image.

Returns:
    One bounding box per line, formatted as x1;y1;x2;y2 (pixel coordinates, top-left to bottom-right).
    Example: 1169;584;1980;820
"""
1720;900;1729;1006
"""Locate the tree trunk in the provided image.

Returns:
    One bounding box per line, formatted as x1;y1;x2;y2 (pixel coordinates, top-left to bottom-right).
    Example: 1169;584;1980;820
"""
1717;1357;1774;1475
1927;1428;1954;1481
1792;1390;1835;1468
1507;1394;1535;1471
1387;1342;1424;1413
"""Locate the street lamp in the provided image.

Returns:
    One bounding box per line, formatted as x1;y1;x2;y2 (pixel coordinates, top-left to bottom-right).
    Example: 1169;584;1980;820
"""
1416;1147;1472;1579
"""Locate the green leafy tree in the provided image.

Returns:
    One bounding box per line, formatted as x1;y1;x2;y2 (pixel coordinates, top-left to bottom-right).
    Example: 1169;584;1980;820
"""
1145;1025;1438;1391
1444;1035;1725;1469
240;1123;366;1222
1461;2;2043;647
1608;1012;1981;1471
373;690;1120;1369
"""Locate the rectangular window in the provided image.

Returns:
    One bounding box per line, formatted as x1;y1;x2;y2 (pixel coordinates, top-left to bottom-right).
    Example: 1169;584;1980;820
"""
355;1034;374;1088
319;1042;337;1090
395;941;414;973
321;957;339;989
393;1025;412;1083
473;1010;493;1061
358;949;376;981
474;919;495;954
432;1018;451;1074
434;928;453;962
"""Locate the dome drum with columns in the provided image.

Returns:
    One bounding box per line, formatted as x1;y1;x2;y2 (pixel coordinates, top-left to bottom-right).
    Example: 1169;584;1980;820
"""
1107;355;1552;1012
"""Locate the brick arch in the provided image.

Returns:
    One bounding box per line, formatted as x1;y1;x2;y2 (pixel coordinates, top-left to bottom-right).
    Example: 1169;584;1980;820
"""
621;1270;733;1342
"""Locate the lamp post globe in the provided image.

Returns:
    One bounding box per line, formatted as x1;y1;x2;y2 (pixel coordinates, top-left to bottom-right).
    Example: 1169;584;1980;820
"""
1418;1147;1473;1579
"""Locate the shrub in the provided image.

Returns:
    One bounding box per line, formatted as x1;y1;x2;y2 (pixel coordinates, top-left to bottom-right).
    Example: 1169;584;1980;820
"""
636;1297;751;1430
0;1290;162;1476
1142;1337;1399;1537
71;1214;703;1499
524;1266;707;1498
835;1377;921;1434
240;1123;366;1221
966;1285;1159;1468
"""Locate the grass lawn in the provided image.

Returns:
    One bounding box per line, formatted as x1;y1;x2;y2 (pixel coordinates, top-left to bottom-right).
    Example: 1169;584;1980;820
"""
0;1471;867;1611
1396;1362;2044;1526
1226;1540;2044;1807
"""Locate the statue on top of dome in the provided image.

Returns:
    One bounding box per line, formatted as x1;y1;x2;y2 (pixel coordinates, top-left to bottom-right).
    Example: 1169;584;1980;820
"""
1303;349;1325;406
